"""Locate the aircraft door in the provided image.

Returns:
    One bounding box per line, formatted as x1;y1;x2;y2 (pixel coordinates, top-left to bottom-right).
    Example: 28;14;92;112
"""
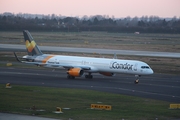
134;63;138;71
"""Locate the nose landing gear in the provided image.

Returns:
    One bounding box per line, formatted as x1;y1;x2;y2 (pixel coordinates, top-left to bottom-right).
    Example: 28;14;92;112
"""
134;79;139;84
134;75;140;84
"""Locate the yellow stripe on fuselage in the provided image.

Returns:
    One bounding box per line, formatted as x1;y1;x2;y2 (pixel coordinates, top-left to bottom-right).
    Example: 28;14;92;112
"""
42;55;55;63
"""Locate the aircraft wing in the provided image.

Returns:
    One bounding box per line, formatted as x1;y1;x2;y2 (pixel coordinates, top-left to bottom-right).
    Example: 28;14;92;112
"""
58;64;91;70
22;61;46;65
71;66;91;70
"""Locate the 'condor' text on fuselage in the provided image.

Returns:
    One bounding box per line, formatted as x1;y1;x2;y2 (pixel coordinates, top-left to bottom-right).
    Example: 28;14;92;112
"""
110;62;133;70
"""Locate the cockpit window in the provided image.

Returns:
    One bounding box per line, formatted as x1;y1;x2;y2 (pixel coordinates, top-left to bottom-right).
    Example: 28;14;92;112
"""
141;66;150;69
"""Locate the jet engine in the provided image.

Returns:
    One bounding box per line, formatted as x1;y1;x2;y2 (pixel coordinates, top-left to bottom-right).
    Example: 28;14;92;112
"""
99;72;115;76
67;68;84;77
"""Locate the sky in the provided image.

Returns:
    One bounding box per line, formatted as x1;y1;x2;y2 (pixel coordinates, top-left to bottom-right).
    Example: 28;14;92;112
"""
0;0;180;18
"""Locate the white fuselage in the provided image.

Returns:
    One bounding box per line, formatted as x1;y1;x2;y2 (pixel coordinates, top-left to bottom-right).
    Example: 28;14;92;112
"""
38;54;153;75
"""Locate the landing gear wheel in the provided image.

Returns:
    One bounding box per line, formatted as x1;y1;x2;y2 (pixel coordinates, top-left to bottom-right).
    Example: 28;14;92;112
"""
89;75;93;79
134;79;139;84
85;75;88;78
134;75;140;84
85;74;93;79
67;75;75;79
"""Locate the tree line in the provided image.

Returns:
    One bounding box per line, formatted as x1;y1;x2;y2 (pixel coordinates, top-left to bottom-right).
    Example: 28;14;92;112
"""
0;12;180;33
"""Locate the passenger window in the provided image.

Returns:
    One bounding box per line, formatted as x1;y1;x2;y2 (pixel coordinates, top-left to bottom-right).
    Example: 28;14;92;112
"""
141;66;150;69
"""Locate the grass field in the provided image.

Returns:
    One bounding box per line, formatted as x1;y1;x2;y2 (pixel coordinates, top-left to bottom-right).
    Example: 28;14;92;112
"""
0;31;180;52
0;84;179;120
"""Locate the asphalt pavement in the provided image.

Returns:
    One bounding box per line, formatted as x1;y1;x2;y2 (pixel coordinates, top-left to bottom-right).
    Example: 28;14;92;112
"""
0;67;180;102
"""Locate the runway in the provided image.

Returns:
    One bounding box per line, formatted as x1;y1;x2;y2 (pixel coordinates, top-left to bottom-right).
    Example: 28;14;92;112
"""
0;67;180;103
1;44;180;58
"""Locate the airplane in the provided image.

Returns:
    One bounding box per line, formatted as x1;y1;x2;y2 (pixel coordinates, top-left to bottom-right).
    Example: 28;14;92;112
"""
14;30;154;84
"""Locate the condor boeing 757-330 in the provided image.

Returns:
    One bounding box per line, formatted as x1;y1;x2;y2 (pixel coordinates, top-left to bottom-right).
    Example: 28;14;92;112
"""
14;30;153;84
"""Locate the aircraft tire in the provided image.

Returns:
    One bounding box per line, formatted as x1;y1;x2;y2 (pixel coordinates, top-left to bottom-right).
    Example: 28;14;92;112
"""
67;75;75;79
134;79;139;84
85;75;93;79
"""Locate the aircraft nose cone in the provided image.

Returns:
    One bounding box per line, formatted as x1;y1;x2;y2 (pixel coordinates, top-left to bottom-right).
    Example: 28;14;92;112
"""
149;69;154;74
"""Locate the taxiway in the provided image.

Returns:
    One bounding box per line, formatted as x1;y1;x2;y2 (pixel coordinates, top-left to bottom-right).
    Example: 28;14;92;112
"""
0;67;179;103
1;44;180;58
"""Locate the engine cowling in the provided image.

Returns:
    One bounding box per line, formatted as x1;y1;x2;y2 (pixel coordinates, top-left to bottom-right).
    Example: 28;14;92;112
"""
99;72;115;76
67;68;84;77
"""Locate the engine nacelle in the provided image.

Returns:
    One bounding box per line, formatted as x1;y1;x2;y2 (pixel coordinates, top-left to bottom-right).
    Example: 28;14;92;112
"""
99;72;115;76
67;68;84;77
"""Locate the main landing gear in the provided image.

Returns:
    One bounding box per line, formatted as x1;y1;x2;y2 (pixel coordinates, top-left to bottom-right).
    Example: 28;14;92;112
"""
85;73;93;79
67;75;75;79
134;75;140;84
67;73;93;79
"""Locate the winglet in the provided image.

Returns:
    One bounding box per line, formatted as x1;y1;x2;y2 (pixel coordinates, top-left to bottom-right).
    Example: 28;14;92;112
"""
113;53;117;59
13;52;22;63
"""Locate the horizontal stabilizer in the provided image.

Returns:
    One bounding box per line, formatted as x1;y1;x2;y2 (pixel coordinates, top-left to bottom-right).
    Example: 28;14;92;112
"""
14;52;46;66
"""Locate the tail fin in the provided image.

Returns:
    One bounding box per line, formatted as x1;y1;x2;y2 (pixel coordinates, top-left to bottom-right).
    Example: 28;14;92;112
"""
23;30;43;56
